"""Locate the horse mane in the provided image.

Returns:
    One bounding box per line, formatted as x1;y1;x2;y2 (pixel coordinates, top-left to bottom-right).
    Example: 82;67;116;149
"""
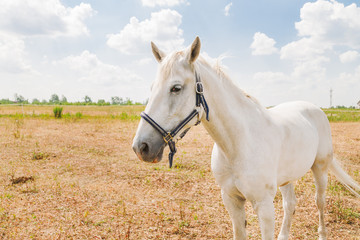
158;50;261;106
195;54;262;106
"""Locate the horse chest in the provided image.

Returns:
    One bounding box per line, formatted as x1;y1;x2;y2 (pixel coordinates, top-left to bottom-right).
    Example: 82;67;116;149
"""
213;170;245;198
211;147;276;201
211;153;247;198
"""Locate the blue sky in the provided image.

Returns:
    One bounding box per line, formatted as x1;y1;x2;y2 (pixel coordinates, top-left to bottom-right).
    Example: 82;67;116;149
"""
1;0;359;107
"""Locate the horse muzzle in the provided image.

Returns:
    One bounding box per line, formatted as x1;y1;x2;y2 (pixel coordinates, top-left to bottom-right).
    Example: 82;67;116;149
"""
132;138;165;163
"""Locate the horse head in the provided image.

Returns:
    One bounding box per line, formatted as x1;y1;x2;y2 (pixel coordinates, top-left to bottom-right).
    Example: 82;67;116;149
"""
132;37;205;164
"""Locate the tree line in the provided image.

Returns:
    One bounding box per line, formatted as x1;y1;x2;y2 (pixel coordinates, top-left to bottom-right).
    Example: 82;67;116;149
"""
0;93;146;106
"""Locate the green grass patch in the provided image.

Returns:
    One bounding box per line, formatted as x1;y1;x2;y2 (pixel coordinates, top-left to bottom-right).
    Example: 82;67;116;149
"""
323;108;360;122
75;112;83;119
0;105;144;121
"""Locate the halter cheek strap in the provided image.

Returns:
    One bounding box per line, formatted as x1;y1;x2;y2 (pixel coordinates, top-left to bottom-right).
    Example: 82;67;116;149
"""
140;72;209;168
195;73;209;121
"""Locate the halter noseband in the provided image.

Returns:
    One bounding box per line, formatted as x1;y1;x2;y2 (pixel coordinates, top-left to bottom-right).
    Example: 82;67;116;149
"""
140;72;209;168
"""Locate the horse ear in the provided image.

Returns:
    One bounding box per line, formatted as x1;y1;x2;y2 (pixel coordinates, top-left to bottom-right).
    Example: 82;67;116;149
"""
151;42;165;63
187;36;201;63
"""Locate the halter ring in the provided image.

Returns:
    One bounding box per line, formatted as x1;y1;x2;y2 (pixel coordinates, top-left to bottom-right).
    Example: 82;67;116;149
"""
195;82;204;94
163;132;173;144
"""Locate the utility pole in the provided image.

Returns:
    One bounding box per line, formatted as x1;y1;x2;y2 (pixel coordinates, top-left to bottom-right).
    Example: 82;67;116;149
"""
330;88;333;108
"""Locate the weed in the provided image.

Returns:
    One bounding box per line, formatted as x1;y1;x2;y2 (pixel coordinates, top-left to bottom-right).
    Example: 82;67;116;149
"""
75;112;82;119
327;178;360;224
10;176;34;185
120;112;128;120
116;200;127;216
13;129;20;138
110;112;140;120
53;107;63;119
63;113;71;118
328;197;360;223
65;164;73;172
198;169;206;177
143;177;151;184
179;220;190;228
94;220;106;226
13;118;23;139
125;225;131;239
0;193;14;199
32;151;48;160
174;162;185;169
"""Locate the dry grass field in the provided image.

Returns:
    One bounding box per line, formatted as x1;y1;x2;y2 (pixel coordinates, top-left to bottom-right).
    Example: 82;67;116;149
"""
0;105;359;239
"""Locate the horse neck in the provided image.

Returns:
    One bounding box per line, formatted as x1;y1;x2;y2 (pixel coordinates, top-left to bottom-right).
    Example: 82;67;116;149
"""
198;65;270;157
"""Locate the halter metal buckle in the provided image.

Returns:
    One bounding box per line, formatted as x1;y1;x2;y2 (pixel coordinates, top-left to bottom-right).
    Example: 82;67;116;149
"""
195;82;204;94
163;132;173;144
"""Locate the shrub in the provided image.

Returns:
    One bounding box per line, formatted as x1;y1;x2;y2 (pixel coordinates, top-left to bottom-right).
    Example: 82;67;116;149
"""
53;107;63;119
75;112;83;119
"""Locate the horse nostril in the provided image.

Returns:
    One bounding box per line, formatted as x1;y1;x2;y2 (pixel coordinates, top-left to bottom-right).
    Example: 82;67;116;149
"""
140;142;149;155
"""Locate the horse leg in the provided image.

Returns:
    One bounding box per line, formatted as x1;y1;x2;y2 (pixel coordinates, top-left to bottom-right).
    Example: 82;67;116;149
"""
251;197;275;240
278;183;297;240
311;162;329;240
221;191;247;240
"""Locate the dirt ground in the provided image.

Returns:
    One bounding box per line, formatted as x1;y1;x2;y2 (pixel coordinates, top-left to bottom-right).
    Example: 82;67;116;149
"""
0;112;359;239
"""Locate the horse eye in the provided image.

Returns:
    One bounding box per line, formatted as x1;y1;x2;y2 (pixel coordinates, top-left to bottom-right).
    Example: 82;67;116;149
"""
170;85;182;93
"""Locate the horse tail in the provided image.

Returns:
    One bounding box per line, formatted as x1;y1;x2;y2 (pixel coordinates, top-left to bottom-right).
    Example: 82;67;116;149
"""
329;158;360;198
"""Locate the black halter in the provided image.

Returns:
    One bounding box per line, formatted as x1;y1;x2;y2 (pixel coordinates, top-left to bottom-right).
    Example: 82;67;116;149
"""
140;72;209;168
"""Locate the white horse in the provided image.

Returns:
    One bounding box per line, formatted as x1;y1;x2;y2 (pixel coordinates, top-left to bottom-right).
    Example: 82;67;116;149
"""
132;37;360;240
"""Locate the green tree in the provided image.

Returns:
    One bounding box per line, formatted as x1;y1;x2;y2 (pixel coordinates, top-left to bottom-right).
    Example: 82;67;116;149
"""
14;93;26;103
32;98;40;104
0;98;13;104
124;97;133;105
61;95;68;103
49;94;60;104
111;96;122;105
84;95;92;103
97;99;106;105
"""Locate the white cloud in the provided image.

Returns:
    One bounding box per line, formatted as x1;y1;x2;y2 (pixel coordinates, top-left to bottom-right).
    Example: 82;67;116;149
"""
0;0;95;77
241;1;360;107
55;50;142;85
277;0;360;106
280;37;331;61
335;65;360;106
282;0;360;62
107;9;184;54
0;0;95;37
281;0;360;62
339;50;359;63
291;56;329;82
338;65;360;85
224;3;233;16
250;32;278;56
141;0;188;7
296;0;360;49
253;71;289;84
136;57;153;66
0;33;31;73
